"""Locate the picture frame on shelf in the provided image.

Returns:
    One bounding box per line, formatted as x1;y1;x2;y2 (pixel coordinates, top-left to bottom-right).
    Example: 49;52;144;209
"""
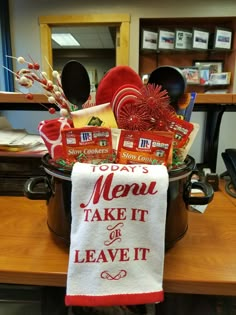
140;28;158;51
193;60;224;75
179;66;200;85
174;29;192;50
192;28;210;50
197;64;211;85
214;27;233;50
209;72;231;85
158;29;175;50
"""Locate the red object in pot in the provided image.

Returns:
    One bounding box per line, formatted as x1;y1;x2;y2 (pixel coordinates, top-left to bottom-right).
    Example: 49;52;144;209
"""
24;154;214;250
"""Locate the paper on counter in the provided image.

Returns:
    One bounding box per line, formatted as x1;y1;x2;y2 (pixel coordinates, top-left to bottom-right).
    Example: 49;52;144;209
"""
0;129;45;153
190;188;208;214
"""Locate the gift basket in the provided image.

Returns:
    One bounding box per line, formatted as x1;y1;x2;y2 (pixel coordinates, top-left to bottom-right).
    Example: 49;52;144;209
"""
4;56;215;309
7;56;212;251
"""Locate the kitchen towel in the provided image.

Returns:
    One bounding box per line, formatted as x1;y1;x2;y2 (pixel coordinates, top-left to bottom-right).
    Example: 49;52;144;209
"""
38;117;73;159
65;162;169;307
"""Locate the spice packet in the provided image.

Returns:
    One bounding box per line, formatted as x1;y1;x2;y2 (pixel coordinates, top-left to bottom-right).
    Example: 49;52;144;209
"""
152;131;174;165
71;102;118;128
61;127;114;164
178;122;200;161
116;129;174;166
167;116;194;150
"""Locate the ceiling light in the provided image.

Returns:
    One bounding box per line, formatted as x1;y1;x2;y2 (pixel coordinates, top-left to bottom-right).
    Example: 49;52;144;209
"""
51;33;80;47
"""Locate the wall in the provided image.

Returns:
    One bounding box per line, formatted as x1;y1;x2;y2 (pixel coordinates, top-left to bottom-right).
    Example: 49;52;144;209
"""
3;0;236;174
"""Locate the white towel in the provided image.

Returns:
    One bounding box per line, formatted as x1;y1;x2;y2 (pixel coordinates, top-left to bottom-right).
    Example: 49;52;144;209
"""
65;162;169;307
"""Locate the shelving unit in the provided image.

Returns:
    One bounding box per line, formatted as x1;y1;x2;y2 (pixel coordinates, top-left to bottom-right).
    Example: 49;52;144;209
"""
0;92;234;107
0;93;56;111
139;16;236;93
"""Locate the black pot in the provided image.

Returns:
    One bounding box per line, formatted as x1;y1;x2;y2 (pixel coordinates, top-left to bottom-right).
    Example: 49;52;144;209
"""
24;154;214;250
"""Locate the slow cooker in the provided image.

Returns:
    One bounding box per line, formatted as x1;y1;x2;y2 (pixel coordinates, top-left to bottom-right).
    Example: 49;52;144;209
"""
24;154;214;250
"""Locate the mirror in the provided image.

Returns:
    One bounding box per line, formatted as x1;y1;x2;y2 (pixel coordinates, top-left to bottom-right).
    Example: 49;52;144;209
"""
39;14;130;79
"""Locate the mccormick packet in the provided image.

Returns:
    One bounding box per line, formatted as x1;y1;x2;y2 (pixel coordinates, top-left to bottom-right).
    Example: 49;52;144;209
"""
71;102;118;128
167;116;194;150
116;129;174;166
61;127;113;164
179;122;200;161
152;131;174;165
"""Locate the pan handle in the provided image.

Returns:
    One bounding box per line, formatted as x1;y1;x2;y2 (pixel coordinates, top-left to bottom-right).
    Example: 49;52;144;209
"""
184;181;214;205
24;176;51;200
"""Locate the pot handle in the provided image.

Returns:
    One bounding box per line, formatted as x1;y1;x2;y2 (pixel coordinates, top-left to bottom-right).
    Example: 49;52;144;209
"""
184;181;214;205
24;176;51;200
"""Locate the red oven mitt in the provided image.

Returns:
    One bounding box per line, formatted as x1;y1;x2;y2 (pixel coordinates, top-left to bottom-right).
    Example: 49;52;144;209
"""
38;117;73;159
95;65;143;105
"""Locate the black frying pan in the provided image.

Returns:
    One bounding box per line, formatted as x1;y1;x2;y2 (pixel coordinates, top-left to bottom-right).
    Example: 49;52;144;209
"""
61;60;90;110
148;65;187;106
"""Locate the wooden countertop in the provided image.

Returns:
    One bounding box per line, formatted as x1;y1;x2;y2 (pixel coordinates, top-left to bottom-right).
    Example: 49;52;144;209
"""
0;181;236;296
164;184;236;296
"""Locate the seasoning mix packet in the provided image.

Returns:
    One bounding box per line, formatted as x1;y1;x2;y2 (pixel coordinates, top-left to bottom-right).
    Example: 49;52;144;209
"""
166;116;194;150
61;127;114;164
116;129;174;166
